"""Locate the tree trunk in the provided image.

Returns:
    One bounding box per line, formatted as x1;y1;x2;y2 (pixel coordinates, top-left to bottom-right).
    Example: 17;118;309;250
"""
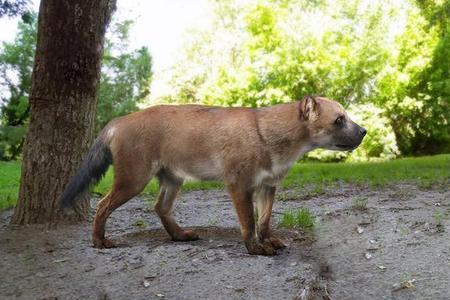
11;0;116;224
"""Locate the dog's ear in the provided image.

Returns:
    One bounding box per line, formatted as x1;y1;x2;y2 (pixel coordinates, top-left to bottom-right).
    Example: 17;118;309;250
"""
299;95;319;121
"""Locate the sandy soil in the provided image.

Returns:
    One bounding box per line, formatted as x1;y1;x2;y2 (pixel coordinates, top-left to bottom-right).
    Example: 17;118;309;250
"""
0;183;449;300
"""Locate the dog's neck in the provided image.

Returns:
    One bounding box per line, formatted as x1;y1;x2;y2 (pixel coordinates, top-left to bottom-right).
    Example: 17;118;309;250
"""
256;102;315;165
256;103;311;147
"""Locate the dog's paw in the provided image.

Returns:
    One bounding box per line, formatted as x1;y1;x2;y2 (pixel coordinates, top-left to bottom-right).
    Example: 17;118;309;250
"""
172;229;200;241
267;236;287;250
93;238;116;249
245;239;276;256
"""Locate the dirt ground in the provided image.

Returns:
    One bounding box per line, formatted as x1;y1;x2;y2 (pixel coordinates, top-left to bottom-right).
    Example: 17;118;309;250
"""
1;183;449;300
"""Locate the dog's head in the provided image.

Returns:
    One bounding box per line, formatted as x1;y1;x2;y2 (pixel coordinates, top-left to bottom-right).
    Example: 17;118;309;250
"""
299;96;366;151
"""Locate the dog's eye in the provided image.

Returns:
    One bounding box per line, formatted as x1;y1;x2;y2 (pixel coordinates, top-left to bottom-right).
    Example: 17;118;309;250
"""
334;116;344;126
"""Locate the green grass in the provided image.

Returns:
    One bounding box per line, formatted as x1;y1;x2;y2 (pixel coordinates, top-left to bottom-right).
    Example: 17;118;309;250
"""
352;197;368;211
433;209;445;232
0;160;21;211
0;154;449;211
279;208;315;230
283;154;450;188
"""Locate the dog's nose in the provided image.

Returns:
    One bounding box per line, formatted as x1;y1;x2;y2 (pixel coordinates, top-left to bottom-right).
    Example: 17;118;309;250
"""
360;127;367;137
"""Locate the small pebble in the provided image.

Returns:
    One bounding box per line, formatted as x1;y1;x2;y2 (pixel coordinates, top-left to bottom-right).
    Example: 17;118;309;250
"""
143;280;151;288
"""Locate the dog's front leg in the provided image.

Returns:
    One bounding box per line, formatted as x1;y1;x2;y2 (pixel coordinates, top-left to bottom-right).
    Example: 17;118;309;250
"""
255;186;286;250
227;184;275;255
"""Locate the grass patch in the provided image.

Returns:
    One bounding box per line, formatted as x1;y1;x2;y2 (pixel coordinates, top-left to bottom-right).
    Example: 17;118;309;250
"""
352;197;368;211
433;209;445;232
283;154;450;188
279;208;315;230
0;154;449;211
0;160;21;211
133;219;148;229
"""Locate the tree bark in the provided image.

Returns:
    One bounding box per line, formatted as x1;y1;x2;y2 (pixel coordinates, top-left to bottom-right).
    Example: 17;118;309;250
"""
11;0;116;224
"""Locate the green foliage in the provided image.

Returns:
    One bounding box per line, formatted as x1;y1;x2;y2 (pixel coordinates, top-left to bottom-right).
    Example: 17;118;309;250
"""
163;0;395;107
159;0;449;159
97;20;153;132
374;1;450;155
0;0;30;18
0;12;36;160
0;16;153;160
279;208;315;230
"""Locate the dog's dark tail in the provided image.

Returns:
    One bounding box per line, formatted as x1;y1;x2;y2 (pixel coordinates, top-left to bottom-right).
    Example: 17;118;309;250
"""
60;136;113;209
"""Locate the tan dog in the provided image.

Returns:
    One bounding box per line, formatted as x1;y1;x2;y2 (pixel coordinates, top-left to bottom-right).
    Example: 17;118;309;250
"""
60;96;366;255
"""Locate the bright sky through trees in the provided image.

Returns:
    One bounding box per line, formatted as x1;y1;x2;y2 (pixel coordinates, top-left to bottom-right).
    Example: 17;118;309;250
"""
0;0;411;100
0;0;211;85
0;0;206;103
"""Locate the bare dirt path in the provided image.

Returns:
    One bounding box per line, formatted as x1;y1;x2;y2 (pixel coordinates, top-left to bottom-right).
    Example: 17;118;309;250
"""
1;183;449;300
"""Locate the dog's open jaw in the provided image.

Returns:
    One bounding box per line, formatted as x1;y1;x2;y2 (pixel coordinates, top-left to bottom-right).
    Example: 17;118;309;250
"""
334;144;358;151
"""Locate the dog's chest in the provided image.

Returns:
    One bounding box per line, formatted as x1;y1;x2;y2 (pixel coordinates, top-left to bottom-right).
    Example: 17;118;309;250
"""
255;158;293;186
254;146;311;186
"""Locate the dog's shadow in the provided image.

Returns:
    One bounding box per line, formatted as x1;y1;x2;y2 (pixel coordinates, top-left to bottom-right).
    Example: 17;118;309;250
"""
114;226;317;257
115;226;240;248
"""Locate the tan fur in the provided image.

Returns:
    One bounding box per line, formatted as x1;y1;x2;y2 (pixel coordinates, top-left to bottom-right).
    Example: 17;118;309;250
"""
92;96;366;255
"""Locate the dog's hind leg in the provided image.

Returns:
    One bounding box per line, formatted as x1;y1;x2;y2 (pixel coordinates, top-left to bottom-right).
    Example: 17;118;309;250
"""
155;172;199;241
92;160;153;248
255;185;286;250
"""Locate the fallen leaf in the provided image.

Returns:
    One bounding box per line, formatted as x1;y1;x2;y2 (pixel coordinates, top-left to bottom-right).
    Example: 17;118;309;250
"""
392;279;416;291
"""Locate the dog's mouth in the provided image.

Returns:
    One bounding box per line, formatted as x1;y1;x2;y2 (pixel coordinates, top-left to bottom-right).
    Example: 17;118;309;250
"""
335;144;357;151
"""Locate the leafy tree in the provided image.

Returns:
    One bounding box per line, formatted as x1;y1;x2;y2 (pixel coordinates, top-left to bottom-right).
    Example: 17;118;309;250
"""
160;0;402;160
160;0;449;159
0;0;29;18
163;0;395;106
0;16;152;160
97;20;152;132
0;12;36;159
375;1;450;155
409;0;450;154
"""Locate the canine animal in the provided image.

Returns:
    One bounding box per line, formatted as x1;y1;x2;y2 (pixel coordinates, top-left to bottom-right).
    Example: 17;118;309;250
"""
60;96;366;255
